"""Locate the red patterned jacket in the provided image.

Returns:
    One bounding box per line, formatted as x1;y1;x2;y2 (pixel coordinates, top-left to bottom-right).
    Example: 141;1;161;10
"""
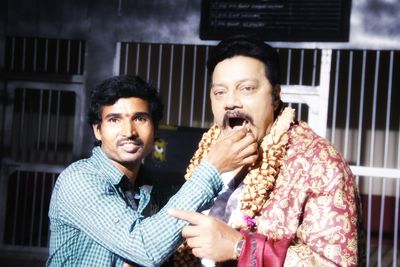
227;122;363;267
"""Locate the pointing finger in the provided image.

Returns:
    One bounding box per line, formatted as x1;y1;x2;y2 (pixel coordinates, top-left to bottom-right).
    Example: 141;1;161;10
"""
168;209;206;225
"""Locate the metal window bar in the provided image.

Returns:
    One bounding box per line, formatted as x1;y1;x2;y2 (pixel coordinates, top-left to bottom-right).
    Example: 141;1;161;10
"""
296;49;304;122
166;45;174;125
299;50;304;85
33;38;37;72
343;51;353;159
330;50;340;144
44;39;48;72
37;172;46;246
286;49;292;84
355;50;367;186
146;44;151;81
395;122;400;267
22;37;26;72
377;50;394;267
55;39;60;73
124;43;129;75
18;88;27;152
312;49;317;86
135;43;140;75
201;46;209;128
44;90;52;152
29;172;38;246
366;51;380;267
178;45;185;126
77;40;82;75
190;46;197;128
157;44;163;92
67;40;71;74
378;177;387;267
10;171;21;245
10;37;15;71
54;90;61;152
36;89;44;151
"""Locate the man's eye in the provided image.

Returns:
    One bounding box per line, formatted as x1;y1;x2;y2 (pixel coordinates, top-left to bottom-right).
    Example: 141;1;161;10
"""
108;118;119;123
135;116;149;123
213;90;226;96
241;85;255;91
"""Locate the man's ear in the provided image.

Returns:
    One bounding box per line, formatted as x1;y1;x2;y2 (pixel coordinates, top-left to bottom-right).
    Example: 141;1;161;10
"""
273;84;282;110
92;124;102;142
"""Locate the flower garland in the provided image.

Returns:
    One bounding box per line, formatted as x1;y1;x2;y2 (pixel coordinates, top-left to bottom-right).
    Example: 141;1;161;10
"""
184;107;295;231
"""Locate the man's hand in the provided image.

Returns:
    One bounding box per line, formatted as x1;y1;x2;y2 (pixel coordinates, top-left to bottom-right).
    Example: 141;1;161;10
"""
123;263;137;267
206;126;258;173
168;209;243;262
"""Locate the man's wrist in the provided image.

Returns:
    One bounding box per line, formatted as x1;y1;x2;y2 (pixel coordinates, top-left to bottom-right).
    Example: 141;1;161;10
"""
233;236;245;260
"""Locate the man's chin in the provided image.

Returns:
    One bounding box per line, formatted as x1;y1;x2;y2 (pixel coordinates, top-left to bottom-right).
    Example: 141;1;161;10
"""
117;147;143;159
119;154;143;165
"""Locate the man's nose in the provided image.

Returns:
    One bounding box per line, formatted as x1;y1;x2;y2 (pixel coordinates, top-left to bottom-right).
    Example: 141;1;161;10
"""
224;91;242;110
121;120;137;137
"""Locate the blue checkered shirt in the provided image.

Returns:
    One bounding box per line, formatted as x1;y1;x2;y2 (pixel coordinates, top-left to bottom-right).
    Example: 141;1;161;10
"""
46;146;222;267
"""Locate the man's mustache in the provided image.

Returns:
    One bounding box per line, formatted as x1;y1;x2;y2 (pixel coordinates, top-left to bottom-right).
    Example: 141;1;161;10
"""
222;110;254;128
117;137;144;147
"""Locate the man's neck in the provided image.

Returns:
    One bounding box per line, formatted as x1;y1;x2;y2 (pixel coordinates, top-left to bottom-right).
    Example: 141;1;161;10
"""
115;162;141;189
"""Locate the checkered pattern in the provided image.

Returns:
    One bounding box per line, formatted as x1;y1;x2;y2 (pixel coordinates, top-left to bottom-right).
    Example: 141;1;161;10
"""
46;146;222;267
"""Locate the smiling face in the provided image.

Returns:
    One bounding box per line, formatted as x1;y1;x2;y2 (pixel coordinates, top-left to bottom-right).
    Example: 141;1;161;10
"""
210;56;280;142
93;97;154;174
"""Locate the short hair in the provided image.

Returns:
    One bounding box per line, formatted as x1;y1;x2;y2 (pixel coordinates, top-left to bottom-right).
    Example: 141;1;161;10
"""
207;36;281;87
87;75;163;130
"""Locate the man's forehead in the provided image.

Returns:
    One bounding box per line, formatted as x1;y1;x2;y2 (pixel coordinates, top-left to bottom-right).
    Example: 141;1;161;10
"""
102;97;150;113
212;56;267;79
211;78;260;88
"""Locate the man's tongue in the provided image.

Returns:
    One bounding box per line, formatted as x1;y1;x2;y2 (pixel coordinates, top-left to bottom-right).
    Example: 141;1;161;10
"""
229;118;246;130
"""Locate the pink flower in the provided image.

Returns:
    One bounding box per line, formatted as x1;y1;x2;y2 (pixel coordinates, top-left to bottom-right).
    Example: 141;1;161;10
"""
243;214;257;228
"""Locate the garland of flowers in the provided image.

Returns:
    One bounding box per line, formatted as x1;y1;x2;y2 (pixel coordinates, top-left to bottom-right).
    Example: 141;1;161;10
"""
184;107;295;231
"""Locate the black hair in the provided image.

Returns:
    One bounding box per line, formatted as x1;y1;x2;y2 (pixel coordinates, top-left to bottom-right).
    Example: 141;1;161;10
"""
88;75;163;145
207;35;281;87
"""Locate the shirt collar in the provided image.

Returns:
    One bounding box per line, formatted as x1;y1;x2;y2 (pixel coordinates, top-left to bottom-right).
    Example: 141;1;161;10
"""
91;146;154;187
91;146;125;185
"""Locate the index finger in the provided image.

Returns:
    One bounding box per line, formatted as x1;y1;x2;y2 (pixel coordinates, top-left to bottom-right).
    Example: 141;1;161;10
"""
168;208;205;225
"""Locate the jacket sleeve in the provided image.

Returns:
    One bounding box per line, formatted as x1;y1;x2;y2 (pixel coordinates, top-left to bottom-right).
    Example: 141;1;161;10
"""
283;166;361;267
238;229;292;267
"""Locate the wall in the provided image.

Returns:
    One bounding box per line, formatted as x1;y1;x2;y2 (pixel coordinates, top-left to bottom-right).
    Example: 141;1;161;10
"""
2;0;400;75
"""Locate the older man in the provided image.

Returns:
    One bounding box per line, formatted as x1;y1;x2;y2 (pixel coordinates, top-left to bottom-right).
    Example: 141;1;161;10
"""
170;37;363;266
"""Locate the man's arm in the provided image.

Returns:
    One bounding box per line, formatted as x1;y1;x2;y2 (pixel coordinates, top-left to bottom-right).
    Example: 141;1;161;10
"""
170;162;360;266
281;162;360;267
168;208;292;266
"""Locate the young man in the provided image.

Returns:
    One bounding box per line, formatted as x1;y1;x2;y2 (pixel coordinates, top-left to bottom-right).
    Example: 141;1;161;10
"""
170;37;364;266
46;75;258;267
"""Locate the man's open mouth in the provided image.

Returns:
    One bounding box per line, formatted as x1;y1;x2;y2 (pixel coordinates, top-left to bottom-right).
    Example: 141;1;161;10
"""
228;117;247;128
223;111;253;129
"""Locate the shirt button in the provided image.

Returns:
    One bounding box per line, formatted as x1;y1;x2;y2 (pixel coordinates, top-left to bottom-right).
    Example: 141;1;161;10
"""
113;217;120;223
